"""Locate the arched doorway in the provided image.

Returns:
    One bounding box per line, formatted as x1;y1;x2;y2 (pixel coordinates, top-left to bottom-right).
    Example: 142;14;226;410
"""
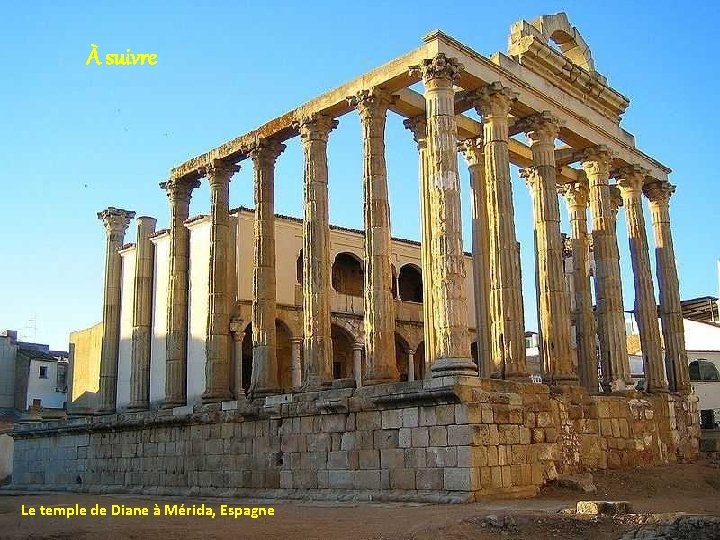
332;252;364;297
331;323;356;379
398;264;423;302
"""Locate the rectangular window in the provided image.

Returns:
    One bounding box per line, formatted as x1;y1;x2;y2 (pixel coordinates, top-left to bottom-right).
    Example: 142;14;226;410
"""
39;365;48;379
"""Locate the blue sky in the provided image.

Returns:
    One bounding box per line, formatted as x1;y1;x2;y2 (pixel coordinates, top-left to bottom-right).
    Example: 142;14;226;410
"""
1;1;718;350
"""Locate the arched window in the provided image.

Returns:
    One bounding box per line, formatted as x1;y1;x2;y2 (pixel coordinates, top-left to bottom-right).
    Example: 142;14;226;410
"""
689;359;720;382
398;264;423;302
332;252;364;297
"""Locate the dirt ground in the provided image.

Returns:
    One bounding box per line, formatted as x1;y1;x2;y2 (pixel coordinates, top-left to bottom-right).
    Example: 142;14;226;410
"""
1;460;720;540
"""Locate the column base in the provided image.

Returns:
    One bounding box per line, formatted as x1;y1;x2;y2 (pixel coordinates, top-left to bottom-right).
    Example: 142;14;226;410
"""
126;403;149;412
161;399;186;410
430;357;478;378
250;387;282;398
201;391;234;404
95;408;116;415
647;386;670;394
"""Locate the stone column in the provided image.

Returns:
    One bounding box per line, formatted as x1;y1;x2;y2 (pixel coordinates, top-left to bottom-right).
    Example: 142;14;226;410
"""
459;137;492;378
558;180;599;392
161;177;200;408
518;112;576;384
291;337;302;388
97;207;135;414
410;53;475;377
248;139;286;396
127;216;157;411
403;115;436;368
407;349;416;382
297;114;338;389
473;82;527;380
644;180;690;394
616;167;667;393
230;325;245;399
581;147;631;391
202;159;239;403
348;88;398;384
353;343;363;388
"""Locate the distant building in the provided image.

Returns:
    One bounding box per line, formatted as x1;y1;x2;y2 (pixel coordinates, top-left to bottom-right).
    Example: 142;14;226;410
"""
0;330;69;419
626;299;720;429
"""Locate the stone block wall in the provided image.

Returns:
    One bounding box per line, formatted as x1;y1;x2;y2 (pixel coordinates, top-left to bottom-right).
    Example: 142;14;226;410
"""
9;377;699;501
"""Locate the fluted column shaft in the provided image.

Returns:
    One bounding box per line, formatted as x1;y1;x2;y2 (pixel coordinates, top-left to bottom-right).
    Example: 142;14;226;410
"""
404;115;435;374
249;140;285;396
411;54;475;377
161;177;199;408
559;181;598;392
349;89;398;384
520;113;576;384
128;216;157;410
617;168;667;393
581;148;630;390
298;114;337;389
97;207;135;414
459;138;492;377
644;180;689;393
202;160;238;403
474;82;527;380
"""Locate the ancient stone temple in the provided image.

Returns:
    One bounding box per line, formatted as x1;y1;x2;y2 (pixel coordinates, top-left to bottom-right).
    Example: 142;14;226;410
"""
11;13;699;501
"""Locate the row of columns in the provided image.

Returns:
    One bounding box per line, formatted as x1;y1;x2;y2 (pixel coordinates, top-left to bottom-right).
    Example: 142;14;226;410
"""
95;53;690;413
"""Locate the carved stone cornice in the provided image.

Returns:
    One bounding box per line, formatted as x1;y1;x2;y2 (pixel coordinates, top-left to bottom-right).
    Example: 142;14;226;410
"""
471;82;518;117
643;179;676;205
409;53;463;83
514;110;562;145
295;114;339;144
249;138;286;166
457;137;484;166
97;207;135;235
199;159;240;187
558;181;590;208
347;88;394;121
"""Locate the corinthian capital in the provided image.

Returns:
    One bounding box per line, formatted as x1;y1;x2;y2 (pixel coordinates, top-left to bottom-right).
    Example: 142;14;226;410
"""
200;159;240;187
579;145;614;178
514;111;563;145
519;167;541;190
249;138;286;166
295;114;339;144
558;181;590;208
160;177;201;203
347;88;394;121
471;82;518;117
457;137;484;166
403;114;427;145
98;207;135;238
609;185;624;215
643;179;676;205
614;164;648;196
409;53;463;83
